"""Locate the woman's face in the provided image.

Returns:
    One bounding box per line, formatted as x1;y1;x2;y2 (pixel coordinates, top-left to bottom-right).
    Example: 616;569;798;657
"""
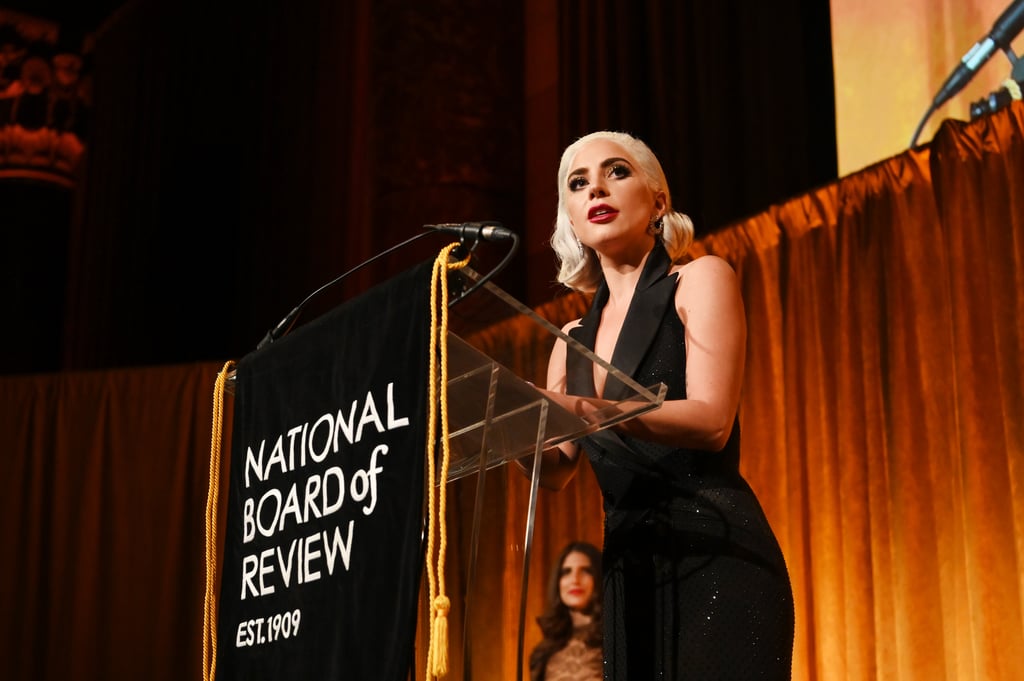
563;138;663;254
558;550;596;612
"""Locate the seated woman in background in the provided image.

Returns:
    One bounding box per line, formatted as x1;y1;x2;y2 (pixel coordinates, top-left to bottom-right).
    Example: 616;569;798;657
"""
529;541;603;681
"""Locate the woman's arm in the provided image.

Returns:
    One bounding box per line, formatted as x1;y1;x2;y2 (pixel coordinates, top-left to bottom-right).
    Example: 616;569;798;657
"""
518;255;744;486
537;256;746;452
614;254;746;451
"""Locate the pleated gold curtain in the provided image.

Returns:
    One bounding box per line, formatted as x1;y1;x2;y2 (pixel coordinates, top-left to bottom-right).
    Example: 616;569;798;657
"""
1;103;1022;681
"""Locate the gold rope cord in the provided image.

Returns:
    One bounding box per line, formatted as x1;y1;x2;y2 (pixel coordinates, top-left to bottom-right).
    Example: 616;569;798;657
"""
425;244;471;679
204;360;236;681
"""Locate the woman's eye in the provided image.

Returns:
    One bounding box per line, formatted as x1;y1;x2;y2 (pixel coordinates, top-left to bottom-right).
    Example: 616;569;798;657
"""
568;176;587;191
609;163;631;179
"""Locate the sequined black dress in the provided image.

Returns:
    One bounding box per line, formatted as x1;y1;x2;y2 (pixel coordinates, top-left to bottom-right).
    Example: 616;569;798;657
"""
567;245;794;680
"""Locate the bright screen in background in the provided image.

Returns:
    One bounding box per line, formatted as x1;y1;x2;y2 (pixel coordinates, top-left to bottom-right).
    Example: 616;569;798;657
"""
832;0;1024;176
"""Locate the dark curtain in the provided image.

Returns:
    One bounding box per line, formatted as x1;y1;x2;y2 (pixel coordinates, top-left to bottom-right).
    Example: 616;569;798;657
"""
58;0;526;372
557;0;837;234
3;101;1018;681
0;181;72;370
3;0;837;376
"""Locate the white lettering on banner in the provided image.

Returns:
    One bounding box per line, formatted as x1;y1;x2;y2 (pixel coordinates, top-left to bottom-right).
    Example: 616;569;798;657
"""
308;413;334;463
352;444;387;516
240;521;356;600
235;609;302;647
235;380;414;606
241;446;388;543
355;392;384;443
387;381;410;429
243;381;410;489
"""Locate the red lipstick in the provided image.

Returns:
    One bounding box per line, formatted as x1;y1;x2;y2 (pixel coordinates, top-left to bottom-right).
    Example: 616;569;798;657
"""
588;203;617;223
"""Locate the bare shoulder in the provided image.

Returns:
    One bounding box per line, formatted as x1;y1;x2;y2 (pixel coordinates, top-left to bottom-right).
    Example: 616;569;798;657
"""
672;255;743;318
674;254;737;282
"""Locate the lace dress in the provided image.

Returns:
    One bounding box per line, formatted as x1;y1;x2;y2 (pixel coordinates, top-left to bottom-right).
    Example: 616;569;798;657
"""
542;631;603;681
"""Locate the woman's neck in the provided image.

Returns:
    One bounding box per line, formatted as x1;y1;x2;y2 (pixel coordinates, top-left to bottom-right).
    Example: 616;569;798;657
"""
569;609;593;630
600;240;655;307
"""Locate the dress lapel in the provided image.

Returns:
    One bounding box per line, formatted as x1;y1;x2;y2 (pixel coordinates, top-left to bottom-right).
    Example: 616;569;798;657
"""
567;245;678;401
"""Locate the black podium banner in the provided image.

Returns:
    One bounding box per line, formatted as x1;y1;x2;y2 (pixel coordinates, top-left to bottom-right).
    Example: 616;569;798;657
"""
216;262;432;680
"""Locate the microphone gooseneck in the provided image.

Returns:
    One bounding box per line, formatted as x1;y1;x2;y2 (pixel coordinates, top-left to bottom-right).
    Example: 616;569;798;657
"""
256;230;435;350
256;221;520;350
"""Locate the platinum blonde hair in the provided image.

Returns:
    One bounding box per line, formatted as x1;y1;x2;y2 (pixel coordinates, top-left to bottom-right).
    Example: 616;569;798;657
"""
551;130;695;292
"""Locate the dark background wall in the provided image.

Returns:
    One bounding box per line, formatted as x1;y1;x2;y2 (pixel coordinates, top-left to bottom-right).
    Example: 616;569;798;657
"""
0;0;837;374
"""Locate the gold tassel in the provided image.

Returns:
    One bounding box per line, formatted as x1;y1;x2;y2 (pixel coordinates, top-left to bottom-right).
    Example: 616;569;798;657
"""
430;595;451;676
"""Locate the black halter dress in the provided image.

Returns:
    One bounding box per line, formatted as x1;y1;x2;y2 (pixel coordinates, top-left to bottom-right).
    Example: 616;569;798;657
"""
566;245;794;680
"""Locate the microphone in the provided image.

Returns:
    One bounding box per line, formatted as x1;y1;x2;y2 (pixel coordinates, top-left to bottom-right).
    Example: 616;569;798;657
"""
424;221;516;243
930;0;1024;111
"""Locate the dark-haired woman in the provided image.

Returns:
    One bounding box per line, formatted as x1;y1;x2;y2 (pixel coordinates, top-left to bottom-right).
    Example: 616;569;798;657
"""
529;541;603;681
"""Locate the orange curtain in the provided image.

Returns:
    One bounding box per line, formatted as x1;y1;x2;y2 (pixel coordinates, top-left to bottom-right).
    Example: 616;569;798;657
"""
2;102;1022;681
727;99;1024;680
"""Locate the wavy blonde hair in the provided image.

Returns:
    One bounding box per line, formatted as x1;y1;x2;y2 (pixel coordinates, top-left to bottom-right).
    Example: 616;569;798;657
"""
551;130;695;292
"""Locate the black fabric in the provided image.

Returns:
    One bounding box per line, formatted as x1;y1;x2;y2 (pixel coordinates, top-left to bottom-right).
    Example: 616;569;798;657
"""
215;261;432;680
567;246;794;680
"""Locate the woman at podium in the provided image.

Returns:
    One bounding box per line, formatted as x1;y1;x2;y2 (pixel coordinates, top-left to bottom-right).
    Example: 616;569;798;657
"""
537;130;794;679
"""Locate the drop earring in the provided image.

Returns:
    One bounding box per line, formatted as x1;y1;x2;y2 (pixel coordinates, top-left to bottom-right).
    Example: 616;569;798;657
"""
648;215;664;236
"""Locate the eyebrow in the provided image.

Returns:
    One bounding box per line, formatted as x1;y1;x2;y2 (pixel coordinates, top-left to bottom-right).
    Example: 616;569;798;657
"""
567;156;633;178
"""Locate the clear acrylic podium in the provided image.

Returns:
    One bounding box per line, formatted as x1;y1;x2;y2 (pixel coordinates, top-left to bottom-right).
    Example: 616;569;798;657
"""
442;266;666;680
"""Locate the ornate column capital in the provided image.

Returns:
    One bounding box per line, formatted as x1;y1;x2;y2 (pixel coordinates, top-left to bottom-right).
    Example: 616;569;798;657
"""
0;9;90;188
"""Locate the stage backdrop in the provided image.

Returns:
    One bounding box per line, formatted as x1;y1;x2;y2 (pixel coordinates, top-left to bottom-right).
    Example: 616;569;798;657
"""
0;102;1021;681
